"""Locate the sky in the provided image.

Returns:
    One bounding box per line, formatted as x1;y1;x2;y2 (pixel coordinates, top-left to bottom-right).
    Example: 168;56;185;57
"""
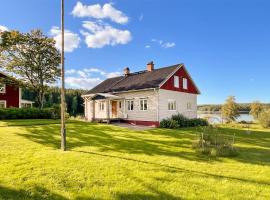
0;0;269;104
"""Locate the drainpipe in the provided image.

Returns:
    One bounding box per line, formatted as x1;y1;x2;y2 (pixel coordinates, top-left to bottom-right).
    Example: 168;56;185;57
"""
154;88;159;123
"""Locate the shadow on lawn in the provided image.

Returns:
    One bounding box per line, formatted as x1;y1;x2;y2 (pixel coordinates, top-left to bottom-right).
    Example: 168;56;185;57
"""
16;121;270;165
75;150;270;187
17;122;204;161
0;185;66;200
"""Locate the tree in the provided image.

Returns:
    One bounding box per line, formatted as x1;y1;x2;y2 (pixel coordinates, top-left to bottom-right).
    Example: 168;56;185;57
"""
71;96;78;116
0;30;61;109
250;101;263;120
221;96;239;122
249;101;263;120
258;109;270;128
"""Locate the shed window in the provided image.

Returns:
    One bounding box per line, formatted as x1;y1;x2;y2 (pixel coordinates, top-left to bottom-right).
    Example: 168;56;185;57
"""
127;100;134;111
168;100;176;111
0;83;6;93
0;100;6;108
174;76;179;88
140;99;148;111
183;78;188;89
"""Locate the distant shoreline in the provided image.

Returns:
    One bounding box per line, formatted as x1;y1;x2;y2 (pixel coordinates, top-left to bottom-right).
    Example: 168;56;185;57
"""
197;111;250;114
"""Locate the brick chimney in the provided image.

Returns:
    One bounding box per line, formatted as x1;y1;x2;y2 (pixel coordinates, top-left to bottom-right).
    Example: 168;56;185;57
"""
147;61;154;72
123;67;130;76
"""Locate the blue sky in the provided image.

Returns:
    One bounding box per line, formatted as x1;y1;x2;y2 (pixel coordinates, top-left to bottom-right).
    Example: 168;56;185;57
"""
0;0;269;104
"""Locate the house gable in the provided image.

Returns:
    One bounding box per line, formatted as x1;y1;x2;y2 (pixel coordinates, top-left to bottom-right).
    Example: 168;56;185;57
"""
159;65;200;94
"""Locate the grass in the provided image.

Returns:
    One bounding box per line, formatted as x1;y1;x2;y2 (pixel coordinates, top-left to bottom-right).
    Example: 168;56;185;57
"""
0;120;270;199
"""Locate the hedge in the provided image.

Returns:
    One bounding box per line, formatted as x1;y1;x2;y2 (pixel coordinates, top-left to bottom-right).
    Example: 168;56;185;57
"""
0;107;60;120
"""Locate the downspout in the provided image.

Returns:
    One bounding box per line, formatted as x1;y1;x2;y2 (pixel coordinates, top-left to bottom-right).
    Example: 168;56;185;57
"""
154;88;159;123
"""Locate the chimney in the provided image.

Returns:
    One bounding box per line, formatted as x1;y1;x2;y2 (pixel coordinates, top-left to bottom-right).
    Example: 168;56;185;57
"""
124;67;130;76
147;61;154;72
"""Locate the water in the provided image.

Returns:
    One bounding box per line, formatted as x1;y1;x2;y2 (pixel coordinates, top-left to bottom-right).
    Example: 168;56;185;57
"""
198;112;254;124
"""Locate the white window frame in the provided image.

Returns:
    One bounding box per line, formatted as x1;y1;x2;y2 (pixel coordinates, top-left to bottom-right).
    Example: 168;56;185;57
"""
174;76;179;88
0;100;7;108
168;99;176;111
183;78;188;89
140;98;148;111
0;83;6;94
99;101;105;111
126;100;134;111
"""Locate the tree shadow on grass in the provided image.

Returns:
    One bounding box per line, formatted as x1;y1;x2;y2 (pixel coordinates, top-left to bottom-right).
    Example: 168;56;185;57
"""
0;185;66;200
14;121;270;165
74;150;270;187
17;122;206;162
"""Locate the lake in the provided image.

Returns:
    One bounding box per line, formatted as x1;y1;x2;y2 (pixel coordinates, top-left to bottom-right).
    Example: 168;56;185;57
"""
198;112;254;124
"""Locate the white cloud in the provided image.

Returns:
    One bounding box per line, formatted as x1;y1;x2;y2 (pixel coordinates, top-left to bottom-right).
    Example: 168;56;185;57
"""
72;2;128;24
150;39;176;48
65;67;122;89
139;14;144;21
65;77;102;89
145;45;151;48
162;42;176;48
81;21;131;48
50;26;81;52
106;71;122;78
0;25;8;32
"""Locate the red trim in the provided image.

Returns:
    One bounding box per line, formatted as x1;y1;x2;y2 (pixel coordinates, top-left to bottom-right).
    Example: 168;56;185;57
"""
160;66;200;94
123;120;159;127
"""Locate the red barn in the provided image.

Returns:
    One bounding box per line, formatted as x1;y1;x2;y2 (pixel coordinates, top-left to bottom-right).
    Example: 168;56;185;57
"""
0;72;33;108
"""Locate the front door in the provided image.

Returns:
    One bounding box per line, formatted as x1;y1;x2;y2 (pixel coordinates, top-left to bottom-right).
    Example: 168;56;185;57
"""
112;101;117;118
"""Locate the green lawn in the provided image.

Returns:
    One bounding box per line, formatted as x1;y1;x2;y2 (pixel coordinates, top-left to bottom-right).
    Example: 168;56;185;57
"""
0;120;270;199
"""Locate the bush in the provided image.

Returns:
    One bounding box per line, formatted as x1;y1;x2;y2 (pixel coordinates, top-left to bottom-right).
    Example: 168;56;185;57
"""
192;127;238;157
159;119;179;129
160;114;208;129
0;107;61;120
258;109;270;128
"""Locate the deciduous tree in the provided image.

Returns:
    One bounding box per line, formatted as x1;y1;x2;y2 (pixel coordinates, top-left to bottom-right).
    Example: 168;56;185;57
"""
0;30;61;109
221;96;239;122
250;101;263;120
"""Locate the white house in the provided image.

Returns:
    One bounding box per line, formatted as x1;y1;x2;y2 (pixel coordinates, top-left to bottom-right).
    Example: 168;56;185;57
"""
83;62;200;127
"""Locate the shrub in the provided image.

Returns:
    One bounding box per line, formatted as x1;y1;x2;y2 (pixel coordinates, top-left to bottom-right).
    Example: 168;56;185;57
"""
160;114;208;129
0;107;61;120
258;109;270;128
159;119;179;129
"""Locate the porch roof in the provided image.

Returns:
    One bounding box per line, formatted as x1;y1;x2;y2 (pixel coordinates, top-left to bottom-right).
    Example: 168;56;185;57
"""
83;93;122;100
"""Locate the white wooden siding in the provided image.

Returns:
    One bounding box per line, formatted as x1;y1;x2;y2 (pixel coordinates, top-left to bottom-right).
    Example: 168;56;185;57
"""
116;90;158;121
158;89;197;121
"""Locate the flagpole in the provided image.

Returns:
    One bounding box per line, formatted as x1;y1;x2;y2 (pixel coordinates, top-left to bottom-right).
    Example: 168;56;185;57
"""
61;0;66;151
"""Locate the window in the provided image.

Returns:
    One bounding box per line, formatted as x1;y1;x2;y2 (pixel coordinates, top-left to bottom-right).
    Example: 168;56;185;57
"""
174;76;179;88
0;100;6;108
187;102;192;110
0;83;6;93
99;102;105;111
140;99;148;111
119;101;122;109
127;100;134;111
183;78;188;89
168;100;176;111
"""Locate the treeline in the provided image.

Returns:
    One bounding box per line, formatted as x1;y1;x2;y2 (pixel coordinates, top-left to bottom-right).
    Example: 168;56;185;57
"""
198;103;270;112
23;87;87;116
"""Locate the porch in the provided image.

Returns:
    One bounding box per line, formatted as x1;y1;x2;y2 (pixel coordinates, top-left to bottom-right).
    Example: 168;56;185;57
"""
83;93;126;123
